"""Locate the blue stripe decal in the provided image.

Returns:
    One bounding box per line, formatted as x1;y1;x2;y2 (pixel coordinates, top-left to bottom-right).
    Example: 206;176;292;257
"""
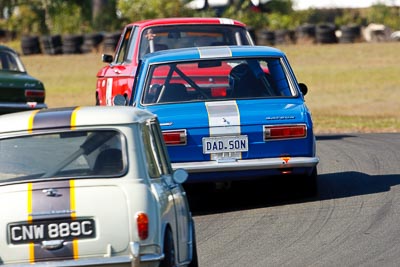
31;180;74;261
198;47;232;58
32;107;78;130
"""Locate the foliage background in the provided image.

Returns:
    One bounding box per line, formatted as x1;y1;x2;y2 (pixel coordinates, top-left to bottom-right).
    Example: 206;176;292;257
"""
0;0;399;37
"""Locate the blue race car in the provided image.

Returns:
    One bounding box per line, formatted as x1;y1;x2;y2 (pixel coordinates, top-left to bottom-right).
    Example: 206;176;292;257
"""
121;45;319;193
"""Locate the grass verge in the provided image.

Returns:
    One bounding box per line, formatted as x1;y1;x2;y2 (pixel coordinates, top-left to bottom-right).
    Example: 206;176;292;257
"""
13;42;400;134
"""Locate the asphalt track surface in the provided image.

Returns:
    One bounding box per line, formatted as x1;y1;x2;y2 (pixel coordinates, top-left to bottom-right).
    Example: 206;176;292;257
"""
187;133;400;267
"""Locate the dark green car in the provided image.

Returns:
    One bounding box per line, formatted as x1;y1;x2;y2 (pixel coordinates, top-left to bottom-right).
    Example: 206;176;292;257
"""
0;45;47;114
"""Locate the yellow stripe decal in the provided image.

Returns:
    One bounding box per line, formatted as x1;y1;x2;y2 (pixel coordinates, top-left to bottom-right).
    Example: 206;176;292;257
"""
27;183;33;222
70;107;81;130
70;179;78;259
73;239;79;259
27;182;34;263
27;110;40;133
70;179;76;219
29;243;35;263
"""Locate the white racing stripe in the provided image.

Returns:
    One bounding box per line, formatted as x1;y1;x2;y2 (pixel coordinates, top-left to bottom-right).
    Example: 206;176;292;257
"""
219;18;234;25
205;101;242;160
198;46;232;58
205;101;240;135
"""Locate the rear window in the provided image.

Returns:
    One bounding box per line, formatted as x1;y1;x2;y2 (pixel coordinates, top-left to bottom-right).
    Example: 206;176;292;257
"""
142;57;297;105
0;130;126;184
139;25;252;59
0;50;25;72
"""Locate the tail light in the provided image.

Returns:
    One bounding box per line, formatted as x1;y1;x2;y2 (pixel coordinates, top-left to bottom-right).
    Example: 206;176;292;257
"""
162;130;187;145
136;213;149;240
264;124;306;140
25;90;45;101
211;88;227;97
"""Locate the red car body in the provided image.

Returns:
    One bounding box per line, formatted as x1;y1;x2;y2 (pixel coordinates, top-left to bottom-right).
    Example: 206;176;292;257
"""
96;17;254;105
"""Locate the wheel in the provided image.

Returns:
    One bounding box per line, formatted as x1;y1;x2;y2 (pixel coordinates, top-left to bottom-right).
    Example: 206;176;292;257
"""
159;229;175;267
188;220;199;267
95;94;100;106
300;167;318;197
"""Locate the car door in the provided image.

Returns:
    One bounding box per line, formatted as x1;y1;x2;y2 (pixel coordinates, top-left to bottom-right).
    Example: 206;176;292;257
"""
100;26;139;105
143;119;191;263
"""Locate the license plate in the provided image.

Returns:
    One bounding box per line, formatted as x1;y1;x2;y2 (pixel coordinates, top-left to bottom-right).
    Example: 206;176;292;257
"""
202;135;248;154
8;218;95;244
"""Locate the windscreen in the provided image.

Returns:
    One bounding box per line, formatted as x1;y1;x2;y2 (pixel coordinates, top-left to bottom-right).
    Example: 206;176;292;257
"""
0;130;125;184
139;25;252;59
142;57;297;105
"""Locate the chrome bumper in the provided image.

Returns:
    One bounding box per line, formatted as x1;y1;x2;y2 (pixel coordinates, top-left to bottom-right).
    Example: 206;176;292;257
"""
0;102;47;110
3;242;163;267
172;156;319;173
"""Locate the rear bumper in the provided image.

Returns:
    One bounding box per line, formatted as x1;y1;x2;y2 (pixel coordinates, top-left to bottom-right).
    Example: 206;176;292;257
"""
172;156;319;173
0;102;47;113
3;242;163;267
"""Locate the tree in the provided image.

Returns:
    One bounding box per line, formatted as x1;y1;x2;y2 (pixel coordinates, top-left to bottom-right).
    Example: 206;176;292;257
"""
117;0;195;24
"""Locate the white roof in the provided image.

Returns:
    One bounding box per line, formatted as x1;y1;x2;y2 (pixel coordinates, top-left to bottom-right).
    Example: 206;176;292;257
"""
0;106;156;134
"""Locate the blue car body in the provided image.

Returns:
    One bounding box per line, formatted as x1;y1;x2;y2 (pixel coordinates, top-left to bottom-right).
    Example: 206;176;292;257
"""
127;46;319;185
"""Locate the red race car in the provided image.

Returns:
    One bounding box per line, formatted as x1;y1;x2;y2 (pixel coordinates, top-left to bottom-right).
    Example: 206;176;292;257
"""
96;17;255;106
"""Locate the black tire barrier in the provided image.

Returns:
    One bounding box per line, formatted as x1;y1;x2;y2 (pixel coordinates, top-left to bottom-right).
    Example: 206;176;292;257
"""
62;34;84;54
0;29;6;40
21;35;41;55
40;35;63;55
102;32;120;53
257;29;275;46
316;23;337;44
296;23;316;43
274;29;296;45
339;24;361;43
81;33;104;53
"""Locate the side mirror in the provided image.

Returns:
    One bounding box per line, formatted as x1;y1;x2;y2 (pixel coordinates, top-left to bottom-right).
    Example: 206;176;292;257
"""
113;94;127;106
102;54;113;63
299;83;308;96
172;168;188;184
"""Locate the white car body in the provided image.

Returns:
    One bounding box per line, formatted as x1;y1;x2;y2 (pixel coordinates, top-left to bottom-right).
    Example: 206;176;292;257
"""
0;106;197;266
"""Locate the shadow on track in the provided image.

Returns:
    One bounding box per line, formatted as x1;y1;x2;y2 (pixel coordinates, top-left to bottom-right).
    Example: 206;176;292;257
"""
186;172;400;216
316;134;356;141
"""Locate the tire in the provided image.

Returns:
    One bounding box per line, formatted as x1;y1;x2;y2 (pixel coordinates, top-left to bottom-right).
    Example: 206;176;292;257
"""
296;23;316;44
21;35;41;55
95;93;100;106
300;167;318;197
82;33;103;53
339;25;361;43
62;34;84;54
316;24;337;44
160;229;176;267
188;220;199;267
40;35;63;55
102;32;120;53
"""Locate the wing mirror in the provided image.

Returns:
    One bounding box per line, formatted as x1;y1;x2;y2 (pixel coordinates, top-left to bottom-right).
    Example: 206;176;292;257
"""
172;168;188;184
102;54;113;63
299;83;308;96
113;94;127;106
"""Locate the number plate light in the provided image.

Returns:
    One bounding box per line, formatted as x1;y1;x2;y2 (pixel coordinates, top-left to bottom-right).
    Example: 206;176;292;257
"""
264;124;306;140
162;130;187;145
